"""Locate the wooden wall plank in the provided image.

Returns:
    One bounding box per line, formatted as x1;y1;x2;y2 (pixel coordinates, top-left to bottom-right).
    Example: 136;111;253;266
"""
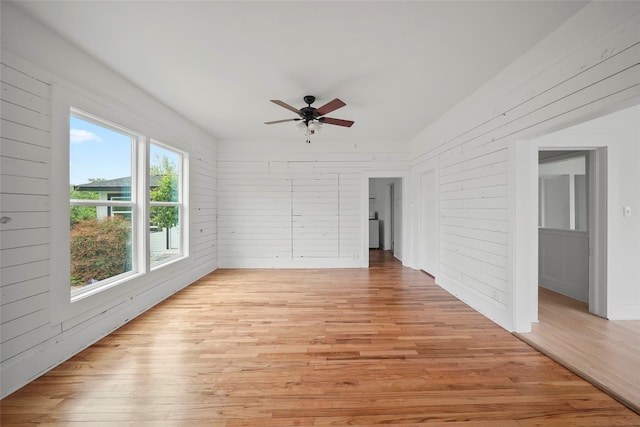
1;82;49;114
0;309;48;343
1;228;49;250
0;63;49;98
0;175;48;195
0;244;49;268
0;194;48;212
0;277;49;303
1;138;49;163
0;212;49;231
0;119;49;147
1;293;49;324
0;324;54;364
1;100;50;132
1;260;49;286
1;156;49;179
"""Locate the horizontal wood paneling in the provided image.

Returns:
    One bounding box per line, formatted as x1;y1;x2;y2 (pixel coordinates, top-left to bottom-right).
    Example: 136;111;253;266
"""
0;212;49;231
0;137;49;162
1;260;49;287
217;154;408;266
189;150;217;265
1;63;49;98
0;193;48;213
1;293;49;324
409;6;640;329
0;324;55;365
0;120;49;147
1;82;49;113
0;244;49;268
1;100;50;132
0;277;49;305
1;58;52;365
1;156;48;179
1;308;49;345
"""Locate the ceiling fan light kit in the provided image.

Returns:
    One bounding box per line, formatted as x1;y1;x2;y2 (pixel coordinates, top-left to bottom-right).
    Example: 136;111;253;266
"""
265;95;354;143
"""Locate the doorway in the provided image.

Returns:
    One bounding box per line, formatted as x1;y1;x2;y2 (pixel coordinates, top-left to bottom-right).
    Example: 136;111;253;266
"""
537;149;607;318
512;138;609;332
367;176;404;266
538;151;589;303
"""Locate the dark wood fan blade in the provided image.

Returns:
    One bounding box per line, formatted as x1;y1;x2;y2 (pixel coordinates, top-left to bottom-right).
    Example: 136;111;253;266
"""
316;98;346;116
321;117;354;127
264;118;300;125
270;100;300;114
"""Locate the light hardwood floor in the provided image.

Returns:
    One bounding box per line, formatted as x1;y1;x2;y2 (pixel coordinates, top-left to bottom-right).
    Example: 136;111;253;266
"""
516;287;640;415
2;251;638;426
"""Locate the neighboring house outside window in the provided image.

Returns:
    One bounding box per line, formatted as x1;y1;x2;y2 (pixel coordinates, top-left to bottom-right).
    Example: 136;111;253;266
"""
73;175;180;260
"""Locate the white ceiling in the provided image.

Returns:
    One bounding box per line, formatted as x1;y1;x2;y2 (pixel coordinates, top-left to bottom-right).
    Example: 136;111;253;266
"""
14;1;587;144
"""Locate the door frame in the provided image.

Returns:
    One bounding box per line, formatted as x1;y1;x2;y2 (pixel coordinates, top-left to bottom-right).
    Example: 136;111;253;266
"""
389;182;395;253
418;169;439;276
362;171;408;267
587;148;608;317
511;141;608;332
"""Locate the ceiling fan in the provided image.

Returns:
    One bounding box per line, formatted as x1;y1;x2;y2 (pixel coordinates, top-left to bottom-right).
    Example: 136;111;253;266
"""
265;95;354;143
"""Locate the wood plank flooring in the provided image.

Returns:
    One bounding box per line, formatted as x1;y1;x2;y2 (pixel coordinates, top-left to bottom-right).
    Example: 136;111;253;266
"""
2;251;639;426
516;287;640;415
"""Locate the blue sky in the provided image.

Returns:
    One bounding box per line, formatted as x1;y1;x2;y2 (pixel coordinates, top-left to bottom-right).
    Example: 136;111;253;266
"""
70;116;177;185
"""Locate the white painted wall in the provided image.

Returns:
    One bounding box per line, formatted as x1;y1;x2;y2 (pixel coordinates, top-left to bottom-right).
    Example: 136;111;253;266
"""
407;2;640;331
539;156;586;176
539;228;589;302
217;139;409;268
1;3;217;398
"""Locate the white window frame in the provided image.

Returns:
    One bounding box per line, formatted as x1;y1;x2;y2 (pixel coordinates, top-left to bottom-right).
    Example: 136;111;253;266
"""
148;139;186;271
69;108;142;300
50;83;189;324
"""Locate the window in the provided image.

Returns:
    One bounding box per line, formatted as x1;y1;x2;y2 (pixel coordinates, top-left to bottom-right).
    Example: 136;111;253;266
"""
69;109;186;298
538;152;587;231
149;143;183;267
69;112;135;292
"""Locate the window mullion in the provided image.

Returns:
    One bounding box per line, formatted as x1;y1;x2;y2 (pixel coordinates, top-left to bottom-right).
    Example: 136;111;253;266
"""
149;202;181;207
138;136;150;273
70;200;134;207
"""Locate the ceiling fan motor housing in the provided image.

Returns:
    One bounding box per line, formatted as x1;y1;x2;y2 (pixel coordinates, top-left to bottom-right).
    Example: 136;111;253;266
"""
301;96;319;124
300;106;319;122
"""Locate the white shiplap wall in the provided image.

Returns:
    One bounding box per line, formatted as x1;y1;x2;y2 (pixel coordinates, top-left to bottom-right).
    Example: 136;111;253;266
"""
217;148;408;268
191;150;217;265
0;3;217;397
1;60;53;368
408;3;640;330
